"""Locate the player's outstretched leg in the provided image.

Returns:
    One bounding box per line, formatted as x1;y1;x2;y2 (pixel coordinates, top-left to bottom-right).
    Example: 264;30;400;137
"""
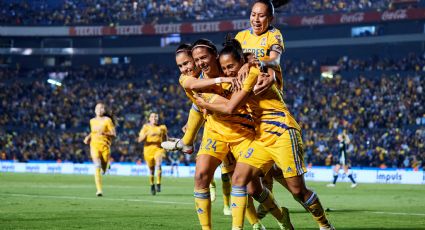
286;176;334;230
161;107;203;154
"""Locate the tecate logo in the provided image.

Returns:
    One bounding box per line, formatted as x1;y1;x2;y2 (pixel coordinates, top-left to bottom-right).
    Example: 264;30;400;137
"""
301;15;325;25
340;13;365;23
381;9;407;21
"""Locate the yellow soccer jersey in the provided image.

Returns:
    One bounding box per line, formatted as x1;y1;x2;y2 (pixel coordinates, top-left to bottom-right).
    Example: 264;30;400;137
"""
179;74;197;104
235;26;284;67
90;117;114;148
201;83;255;143
139;124;167;146
236;26;284;89
242;67;300;146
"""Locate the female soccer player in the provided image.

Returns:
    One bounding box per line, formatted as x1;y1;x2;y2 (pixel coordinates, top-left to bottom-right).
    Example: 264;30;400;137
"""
195;39;334;230
172;43;232;209
236;0;286;92
83;103;116;197
138;112;168;195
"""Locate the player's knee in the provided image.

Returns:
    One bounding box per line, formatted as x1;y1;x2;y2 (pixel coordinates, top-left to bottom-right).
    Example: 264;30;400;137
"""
93;159;101;169
194;170;210;188
247;183;262;197
231;171;248;186
156;165;161;171
221;173;230;183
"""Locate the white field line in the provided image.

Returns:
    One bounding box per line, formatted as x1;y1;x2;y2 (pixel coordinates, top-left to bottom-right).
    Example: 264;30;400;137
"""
3;193;425;217
0;193;193;205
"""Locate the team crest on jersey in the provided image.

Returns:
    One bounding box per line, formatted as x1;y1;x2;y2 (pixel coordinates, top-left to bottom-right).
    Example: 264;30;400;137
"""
243;40;247;45
231;203;237;207
275;35;283;44
260;37;267;47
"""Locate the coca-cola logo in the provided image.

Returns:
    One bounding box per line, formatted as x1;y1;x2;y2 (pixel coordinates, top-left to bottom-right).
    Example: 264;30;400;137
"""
381;9;407;21
340;12;365;23
300;15;325;25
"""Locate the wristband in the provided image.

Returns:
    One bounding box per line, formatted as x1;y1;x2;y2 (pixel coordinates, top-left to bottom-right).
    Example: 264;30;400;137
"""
214;78;222;84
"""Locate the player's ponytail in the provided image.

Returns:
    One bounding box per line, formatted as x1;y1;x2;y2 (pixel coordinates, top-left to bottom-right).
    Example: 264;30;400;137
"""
271;0;290;9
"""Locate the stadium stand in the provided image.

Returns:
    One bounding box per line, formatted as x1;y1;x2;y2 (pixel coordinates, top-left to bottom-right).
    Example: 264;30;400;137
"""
0;0;422;25
1;54;423;168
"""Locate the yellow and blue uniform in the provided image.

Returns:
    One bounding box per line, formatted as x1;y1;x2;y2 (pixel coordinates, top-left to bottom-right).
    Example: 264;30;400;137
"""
139;124;167;168
90;117;114;162
197;82;256;174
238;67;306;178
236;26;285;90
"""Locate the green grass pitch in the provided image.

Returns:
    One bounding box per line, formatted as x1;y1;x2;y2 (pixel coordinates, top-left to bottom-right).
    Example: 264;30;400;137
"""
0;173;424;229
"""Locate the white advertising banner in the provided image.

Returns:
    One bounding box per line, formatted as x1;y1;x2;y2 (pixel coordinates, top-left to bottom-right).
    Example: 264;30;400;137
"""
0;162;423;184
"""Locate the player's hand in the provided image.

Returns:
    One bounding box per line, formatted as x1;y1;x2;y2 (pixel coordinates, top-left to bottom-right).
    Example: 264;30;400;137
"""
181;124;188;133
83;137;90;145
193;94;206;108
237;63;250;82
221;77;242;92
253;72;274;95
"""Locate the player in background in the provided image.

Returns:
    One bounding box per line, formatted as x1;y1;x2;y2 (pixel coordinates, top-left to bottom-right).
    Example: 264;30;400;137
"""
195;39;334;230
83;103;116;197
327;130;358;188
138;112;168;195
168;150;181;177
235;0;289;219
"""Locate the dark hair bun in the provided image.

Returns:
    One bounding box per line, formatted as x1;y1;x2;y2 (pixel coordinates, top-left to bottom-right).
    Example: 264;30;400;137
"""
272;0;290;8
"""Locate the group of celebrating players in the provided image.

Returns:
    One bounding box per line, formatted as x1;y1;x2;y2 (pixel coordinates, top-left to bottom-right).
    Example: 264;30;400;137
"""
83;0;335;229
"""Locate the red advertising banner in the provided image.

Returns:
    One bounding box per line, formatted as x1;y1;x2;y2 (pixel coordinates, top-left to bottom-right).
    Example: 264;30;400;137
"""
1;9;423;37
282;8;425;27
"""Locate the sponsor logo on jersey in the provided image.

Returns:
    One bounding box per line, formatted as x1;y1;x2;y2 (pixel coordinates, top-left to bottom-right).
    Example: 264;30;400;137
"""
242;48;266;58
286;167;292;173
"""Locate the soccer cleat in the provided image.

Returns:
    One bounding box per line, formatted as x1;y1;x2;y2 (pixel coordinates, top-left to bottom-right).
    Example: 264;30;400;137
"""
252;222;266;230
150;184;156;195
351;183;358;188
326;183;336;187
209;184;216;202
223;206;232;216
256;204;269;219
277;207;294;230
156;184;161;192
96;191;103;197
320;224;336;230
161;139;194;154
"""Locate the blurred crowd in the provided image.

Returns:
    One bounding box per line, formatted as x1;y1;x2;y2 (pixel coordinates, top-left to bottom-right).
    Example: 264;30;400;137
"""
0;53;424;169
0;0;420;26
